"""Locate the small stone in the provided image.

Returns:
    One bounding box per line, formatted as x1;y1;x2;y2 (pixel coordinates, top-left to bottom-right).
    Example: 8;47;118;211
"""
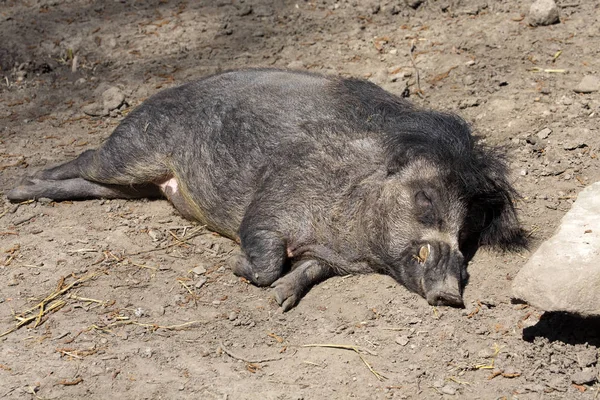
574;75;600;94
561;96;573;105
536;127;552;139
571;368;597;385
134;307;146;317
287;60;305;70
529;0;559;26
458;98;481;109
395;336;410;346
577;349;598;368
237;5;252;16
195;277;208;288
405;0;424;9
462;75;475;86
563;139;587;150
148;229;163;242
102;87;125;112
212;300;221;306
441;384;456;395
520;169;528;176
432;379;445;388
228;312;238;321
192;265;207;275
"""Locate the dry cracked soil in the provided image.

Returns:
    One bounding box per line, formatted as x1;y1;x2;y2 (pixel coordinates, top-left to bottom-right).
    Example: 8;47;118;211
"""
1;0;599;399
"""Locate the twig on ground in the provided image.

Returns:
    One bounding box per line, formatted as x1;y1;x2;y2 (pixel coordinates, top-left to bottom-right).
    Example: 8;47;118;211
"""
220;342;285;364
302;343;387;381
128;225;207;256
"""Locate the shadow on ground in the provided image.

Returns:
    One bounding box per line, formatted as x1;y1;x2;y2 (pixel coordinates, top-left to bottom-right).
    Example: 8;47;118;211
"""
523;312;600;346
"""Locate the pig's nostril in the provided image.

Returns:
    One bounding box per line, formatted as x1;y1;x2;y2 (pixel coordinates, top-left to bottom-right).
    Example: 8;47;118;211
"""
427;292;465;308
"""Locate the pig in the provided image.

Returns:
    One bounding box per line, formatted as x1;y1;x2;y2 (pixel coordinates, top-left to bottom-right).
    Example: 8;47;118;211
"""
8;68;526;311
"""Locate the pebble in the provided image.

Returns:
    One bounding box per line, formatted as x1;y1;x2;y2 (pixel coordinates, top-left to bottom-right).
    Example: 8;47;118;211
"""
571;368;597;385
536;127;552;139
458;98;481;109
287;60;305;70
143;347;153;358
212;300;221;306
577;349;598;368
462;75;475;86
228;312;238;321
432;379;445;388
148;229;163;242
573;75;600;94
440;384;456;395
83;86;126;117
134;307;146;317
395;336;410;346
563;139;587;150
195;277;208;288
237;5;252;16
529;0;559;26
405;0;424;9
103;87;125;110
192;265;207;275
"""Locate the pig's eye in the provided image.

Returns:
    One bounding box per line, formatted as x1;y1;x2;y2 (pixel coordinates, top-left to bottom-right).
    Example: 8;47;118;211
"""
415;190;438;226
415;190;432;209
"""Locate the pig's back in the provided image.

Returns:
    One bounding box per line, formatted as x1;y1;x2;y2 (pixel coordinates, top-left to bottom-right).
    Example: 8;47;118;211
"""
108;69;406;237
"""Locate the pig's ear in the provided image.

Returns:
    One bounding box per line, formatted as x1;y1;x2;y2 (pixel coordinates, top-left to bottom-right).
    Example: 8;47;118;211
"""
474;155;528;251
477;196;528;251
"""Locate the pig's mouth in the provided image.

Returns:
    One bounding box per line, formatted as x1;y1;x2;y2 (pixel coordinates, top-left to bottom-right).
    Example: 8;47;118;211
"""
395;241;466;308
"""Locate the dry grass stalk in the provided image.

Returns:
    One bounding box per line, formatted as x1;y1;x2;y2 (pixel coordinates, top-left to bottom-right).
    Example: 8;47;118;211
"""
302;343;387;381
0;272;100;338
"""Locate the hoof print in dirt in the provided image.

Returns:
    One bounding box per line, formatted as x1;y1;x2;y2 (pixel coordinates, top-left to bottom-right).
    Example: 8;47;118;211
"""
8;69;526;311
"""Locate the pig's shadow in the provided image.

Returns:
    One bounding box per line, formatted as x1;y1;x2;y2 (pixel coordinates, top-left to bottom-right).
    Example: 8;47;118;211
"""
522;312;600;346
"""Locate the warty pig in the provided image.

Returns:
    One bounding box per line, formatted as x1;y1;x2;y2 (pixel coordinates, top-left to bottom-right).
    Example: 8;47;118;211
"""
8;69;526;311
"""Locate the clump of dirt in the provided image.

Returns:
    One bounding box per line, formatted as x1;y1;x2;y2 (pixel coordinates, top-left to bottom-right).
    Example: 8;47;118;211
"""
1;1;599;399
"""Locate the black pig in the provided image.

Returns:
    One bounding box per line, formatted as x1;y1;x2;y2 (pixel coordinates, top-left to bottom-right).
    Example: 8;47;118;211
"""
8;69;526;311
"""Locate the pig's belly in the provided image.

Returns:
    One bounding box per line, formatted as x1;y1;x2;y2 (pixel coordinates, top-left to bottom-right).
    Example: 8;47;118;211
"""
158;177;199;222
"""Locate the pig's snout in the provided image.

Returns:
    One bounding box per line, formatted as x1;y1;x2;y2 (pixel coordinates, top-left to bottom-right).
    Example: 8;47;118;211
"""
419;241;466;308
426;290;465;308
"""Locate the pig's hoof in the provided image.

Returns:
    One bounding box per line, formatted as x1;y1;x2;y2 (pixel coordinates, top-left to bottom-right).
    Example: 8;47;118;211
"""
7;179;41;202
271;276;301;312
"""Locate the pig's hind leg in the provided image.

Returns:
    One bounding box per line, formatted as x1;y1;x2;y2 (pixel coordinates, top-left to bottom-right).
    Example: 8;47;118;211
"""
8;177;160;202
271;259;334;311
8;145;166;202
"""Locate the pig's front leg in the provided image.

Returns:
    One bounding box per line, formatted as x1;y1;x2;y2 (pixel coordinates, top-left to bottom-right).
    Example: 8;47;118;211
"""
233;229;288;287
271;259;334;311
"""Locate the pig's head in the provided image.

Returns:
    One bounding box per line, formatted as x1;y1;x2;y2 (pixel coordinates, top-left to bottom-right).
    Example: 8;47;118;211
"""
367;110;526;307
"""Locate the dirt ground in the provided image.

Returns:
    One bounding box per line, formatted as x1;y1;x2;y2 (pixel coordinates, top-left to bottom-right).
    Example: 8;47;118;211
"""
1;0;599;399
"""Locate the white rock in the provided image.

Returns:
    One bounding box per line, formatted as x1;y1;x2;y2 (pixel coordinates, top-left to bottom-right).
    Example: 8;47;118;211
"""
512;182;600;316
574;75;600;94
529;0;559;26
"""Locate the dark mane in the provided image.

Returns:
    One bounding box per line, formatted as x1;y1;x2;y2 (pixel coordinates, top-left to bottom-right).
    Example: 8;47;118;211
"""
382;110;528;251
